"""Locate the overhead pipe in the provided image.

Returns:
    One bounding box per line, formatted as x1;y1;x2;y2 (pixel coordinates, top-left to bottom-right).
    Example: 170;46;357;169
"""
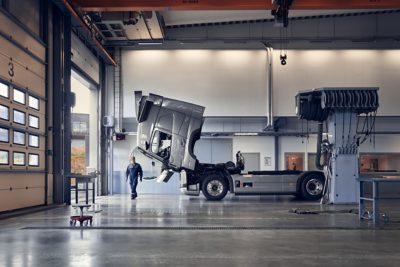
262;42;274;129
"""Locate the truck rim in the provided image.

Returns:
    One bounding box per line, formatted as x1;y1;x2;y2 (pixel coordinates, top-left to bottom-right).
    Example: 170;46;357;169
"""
306;178;323;196
207;180;224;196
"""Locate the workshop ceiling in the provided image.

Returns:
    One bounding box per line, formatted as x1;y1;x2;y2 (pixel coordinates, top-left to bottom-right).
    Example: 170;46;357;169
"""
64;0;400;59
70;0;400;11
160;10;381;25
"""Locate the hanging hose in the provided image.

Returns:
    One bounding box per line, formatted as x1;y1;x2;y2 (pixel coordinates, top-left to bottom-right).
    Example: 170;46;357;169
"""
315;123;324;170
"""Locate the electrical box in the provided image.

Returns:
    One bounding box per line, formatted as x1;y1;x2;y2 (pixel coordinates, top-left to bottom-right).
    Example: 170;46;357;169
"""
113;133;126;141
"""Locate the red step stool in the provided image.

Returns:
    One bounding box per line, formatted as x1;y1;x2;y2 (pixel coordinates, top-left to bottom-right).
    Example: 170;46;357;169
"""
70;204;93;226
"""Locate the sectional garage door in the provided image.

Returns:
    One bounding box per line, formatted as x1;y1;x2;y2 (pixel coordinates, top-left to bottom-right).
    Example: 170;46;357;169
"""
0;10;47;212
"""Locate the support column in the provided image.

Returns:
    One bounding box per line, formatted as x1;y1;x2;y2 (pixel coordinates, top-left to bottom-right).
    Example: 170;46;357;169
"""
52;6;72;204
274;135;279;171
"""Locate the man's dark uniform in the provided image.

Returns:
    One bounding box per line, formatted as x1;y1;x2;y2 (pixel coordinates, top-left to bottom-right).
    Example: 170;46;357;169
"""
126;163;143;199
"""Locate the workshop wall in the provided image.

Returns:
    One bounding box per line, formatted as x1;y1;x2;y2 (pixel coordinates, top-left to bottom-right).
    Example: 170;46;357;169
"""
233;136;275;171
122;49;268;117
274;50;400;116
122;49;400;118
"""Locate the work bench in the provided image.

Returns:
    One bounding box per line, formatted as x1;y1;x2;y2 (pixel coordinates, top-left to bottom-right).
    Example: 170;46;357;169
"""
66;173;97;205
358;177;400;224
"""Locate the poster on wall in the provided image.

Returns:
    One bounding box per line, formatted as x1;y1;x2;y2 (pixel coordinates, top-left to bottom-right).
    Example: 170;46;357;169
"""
264;157;271;166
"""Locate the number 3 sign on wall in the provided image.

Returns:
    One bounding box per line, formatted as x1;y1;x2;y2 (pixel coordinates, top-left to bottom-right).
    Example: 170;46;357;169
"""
8;61;14;77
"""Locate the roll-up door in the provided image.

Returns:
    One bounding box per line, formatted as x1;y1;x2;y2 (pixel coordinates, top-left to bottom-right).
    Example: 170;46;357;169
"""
71;33;100;85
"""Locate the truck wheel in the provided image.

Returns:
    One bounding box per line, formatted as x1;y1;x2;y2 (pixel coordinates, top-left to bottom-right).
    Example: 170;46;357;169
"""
300;173;325;201
202;175;228;201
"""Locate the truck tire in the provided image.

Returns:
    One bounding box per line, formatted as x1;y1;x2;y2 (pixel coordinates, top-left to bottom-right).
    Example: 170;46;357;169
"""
202;174;228;201
299;173;325;201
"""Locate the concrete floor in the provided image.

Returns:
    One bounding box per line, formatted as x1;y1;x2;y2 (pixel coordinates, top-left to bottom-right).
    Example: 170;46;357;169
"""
1;194;400;266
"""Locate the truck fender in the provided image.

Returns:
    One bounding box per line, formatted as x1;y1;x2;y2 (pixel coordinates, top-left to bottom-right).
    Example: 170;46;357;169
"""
221;170;234;193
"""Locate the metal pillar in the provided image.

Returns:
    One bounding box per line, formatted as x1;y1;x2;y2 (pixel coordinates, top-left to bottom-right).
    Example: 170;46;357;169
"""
328;112;359;203
99;61;108;195
274;135;279;171
52;5;72;204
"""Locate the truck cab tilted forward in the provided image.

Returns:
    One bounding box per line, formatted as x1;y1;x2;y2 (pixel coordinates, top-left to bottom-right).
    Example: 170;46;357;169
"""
134;91;325;201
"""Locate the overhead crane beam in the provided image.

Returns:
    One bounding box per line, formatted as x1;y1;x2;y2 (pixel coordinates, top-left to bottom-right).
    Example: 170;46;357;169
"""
71;0;400;12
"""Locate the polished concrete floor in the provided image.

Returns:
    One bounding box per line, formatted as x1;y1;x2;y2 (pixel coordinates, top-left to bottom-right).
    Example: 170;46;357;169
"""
1;194;400;266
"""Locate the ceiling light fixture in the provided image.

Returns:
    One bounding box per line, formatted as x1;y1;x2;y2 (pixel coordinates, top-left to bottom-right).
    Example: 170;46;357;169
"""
234;133;259;136
137;42;163;45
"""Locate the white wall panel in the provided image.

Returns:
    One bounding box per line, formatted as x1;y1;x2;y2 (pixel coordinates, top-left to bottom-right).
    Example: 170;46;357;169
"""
274;50;400;116
123;49;400;118
122;50;268;117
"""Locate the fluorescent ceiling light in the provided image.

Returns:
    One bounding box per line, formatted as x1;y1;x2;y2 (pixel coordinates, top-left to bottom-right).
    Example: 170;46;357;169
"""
234;133;258;136
137;42;163;45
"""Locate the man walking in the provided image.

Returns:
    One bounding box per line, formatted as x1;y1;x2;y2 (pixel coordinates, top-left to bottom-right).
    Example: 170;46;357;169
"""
126;156;143;199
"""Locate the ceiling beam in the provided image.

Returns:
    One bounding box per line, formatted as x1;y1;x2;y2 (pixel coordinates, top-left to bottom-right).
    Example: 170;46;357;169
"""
71;0;400;12
55;0;117;65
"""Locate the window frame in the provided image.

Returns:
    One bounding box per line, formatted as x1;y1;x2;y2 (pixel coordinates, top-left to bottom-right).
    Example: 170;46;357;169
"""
0;104;9;121
0;150;9;165
13;109;26;125
13;130;26;146
28;114;40;129
151;130;172;159
28;134;39;148
13;151;25;166
0;127;9;143
0;81;9;99
13;88;26;105
28;95;40;111
28;153;39;167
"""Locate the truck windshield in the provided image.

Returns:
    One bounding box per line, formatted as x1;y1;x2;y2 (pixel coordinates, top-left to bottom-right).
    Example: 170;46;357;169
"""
151;130;172;159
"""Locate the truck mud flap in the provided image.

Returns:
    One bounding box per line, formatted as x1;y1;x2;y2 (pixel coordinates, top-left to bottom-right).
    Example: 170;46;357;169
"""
180;170;200;196
156;170;174;183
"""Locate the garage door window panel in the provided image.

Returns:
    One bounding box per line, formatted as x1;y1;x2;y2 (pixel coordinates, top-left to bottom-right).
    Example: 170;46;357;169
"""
13;152;25;166
28;134;39;148
0;127;9;143
13;109;25;125
0;82;9;98
13;130;25;145
28;153;39;167
0;150;9;165
13;88;25;105
28;114;39;129
28;95;39;110
0;105;9;121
